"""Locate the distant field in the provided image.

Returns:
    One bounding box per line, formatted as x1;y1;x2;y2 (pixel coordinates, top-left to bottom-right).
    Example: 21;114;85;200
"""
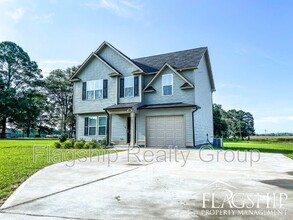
249;136;293;141
0;139;119;206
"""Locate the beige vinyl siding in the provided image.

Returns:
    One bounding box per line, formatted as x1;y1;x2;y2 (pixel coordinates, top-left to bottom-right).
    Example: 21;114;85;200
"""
73;57;117;114
143;68;195;105
98;46;141;104
193;56;214;145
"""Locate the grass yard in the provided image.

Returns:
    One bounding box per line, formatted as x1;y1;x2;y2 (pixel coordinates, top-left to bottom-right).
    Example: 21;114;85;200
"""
224;138;293;160
0;139;119;206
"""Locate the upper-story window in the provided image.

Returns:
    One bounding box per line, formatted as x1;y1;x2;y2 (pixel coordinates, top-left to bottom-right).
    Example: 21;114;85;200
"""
125;76;134;97
120;76;139;98
86;81;95;100
82;79;108;100
162;74;173;96
94;80;103;99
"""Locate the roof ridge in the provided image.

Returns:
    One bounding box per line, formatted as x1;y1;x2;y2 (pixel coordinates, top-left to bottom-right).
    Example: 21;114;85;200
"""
132;47;207;61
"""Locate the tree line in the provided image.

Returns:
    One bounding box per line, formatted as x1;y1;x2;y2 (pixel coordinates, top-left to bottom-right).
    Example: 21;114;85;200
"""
0;41;76;138
213;104;255;139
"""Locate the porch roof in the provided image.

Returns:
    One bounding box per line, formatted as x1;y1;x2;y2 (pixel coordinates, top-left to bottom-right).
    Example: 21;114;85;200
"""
138;102;198;110
104;102;141;110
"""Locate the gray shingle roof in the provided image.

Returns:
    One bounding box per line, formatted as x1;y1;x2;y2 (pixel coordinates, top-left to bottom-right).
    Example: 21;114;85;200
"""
138;102;198;110
104;102;141;110
132;47;207;73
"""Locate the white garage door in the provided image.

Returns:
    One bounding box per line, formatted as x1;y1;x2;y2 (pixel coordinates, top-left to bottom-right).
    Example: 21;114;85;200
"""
146;115;185;147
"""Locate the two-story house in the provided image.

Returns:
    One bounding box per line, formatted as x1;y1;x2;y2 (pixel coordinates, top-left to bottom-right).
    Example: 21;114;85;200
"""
70;41;215;147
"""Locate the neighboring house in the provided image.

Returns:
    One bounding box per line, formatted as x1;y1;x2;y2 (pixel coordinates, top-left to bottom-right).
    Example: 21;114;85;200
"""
70;41;215;147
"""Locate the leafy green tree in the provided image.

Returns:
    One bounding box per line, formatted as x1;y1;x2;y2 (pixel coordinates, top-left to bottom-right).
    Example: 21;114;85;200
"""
44;67;77;136
213;104;228;137
213;104;255;139
224;109;255;139
243;112;255;139
0;41;42;138
36;102;58;136
10;89;46;137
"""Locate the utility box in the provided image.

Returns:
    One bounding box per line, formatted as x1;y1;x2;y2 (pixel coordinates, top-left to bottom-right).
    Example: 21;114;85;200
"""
213;138;223;148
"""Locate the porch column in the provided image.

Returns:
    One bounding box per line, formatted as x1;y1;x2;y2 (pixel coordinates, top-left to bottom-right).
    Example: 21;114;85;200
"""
130;112;135;147
108;114;112;146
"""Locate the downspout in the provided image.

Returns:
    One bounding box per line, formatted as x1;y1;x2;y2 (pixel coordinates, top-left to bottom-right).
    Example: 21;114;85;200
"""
105;110;110;146
192;106;199;148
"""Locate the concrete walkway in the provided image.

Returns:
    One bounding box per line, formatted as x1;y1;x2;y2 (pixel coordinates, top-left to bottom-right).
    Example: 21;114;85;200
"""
1;148;293;219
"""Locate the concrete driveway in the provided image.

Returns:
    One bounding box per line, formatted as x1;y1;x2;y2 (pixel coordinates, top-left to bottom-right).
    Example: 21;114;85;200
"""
1;147;293;219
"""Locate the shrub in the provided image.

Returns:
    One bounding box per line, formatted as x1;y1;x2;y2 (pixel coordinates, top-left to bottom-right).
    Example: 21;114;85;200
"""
79;138;86;144
74;141;84;149
101;137;107;148
83;142;91;149
91;138;98;145
83;141;96;149
69;138;75;147
53;141;61;149
89;141;97;148
59;133;67;143
95;142;102;149
62;140;73;149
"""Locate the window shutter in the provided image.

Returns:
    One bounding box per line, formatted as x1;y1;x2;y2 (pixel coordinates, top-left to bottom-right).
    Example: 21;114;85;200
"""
84;117;89;136
103;79;108;99
134;76;139;96
82;82;87;100
120;78;124;98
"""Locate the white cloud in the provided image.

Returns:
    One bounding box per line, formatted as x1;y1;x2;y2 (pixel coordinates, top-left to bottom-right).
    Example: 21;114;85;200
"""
8;7;25;22
38;59;79;77
0;0;13;4
85;0;143;17
32;13;55;24
254;116;293;133
255;116;293;124
40;67;52;77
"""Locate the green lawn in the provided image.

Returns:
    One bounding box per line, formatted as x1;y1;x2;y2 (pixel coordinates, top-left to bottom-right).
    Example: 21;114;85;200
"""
224;140;293;160
0;139;118;206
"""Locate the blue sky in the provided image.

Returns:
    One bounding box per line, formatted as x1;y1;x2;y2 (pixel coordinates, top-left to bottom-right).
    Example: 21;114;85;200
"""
0;0;292;134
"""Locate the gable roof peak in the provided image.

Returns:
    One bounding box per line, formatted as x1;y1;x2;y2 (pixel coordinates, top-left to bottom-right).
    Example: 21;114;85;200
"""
143;63;194;91
94;41;144;73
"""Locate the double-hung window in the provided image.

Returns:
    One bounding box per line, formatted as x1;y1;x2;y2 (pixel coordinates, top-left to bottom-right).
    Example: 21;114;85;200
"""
86;80;104;100
98;116;107;136
125;76;134;97
86;81;95;100
95;80;103;99
88;117;97;136
162;74;173;96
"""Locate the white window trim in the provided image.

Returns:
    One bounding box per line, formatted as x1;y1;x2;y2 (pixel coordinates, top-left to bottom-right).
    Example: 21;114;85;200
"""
124;76;134;98
88;116;97;136
162;74;173;96
86;79;104;100
98;116;107;136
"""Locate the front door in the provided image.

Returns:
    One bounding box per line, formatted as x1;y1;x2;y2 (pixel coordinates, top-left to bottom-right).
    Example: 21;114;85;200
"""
127;117;131;143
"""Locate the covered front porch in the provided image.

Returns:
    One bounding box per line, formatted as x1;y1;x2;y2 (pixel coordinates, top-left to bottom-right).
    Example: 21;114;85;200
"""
104;102;141;147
